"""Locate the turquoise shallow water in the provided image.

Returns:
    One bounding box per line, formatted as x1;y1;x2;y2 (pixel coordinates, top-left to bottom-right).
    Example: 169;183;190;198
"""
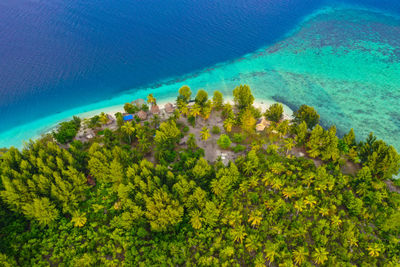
1;6;399;151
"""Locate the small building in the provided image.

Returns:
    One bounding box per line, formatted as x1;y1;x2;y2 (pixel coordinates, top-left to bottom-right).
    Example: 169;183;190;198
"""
256;117;272;132
164;103;174;113
123;114;134;121
132;98;145;107
137;110;147;120
151;105;160;115
256;123;266;132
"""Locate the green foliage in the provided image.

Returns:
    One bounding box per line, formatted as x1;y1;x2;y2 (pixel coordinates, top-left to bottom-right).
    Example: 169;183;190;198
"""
233;133;245;144
233;84;254;110
182;125;190;133
241;109;256;133
359;133;400;179
212;91;223;110
265;103;284;122
233;144;246;153
154;120;181;162
293;104;320;129
124;103;139;114
195;89;208;106
306;125;340;161
1;86;400;266
52;116;81;144
217;134;232;149
178;85;192;103
211;126;220;135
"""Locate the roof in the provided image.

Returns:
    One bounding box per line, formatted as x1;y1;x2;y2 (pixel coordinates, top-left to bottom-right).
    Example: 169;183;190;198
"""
258;117;271;127
151;105;160;114
256;123;266;132
123;114;134;121
137;110;147;120
164;103;174;113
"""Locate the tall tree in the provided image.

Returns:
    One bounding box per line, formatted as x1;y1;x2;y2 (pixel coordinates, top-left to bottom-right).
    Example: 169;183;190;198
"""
212;91;224;110
265;103;284;122
233;84;254;110
178;85;192;103
293;105;320;129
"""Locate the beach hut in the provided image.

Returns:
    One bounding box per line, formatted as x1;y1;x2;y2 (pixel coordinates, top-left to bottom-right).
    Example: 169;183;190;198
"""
164;103;174;113
137;110;147;120
256;123;266;132
151;105;160;115
256;117;272;132
123;114;134;121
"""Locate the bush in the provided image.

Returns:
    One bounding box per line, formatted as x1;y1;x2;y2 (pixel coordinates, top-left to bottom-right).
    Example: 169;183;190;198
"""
87;115;100;129
265;103;283;123
188;116;196;127
124;103;139;114
293;105;320;129
211;126;220;134
195;89;208;106
52;116;81;144
141;104;149;112
233;133;245;144
182;126;190;133
217;134;232;149
233;144;246;153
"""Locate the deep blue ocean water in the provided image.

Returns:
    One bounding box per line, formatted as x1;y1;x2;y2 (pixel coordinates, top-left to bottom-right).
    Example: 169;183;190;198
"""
0;0;399;148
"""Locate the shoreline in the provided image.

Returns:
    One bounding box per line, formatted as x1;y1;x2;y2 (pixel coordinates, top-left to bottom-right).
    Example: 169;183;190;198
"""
0;94;292;149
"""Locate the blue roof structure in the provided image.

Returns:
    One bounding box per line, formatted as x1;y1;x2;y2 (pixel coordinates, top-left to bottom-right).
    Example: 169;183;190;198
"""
123;114;133;121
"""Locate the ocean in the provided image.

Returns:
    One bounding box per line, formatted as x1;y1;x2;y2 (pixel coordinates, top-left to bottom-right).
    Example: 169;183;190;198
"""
0;0;399;149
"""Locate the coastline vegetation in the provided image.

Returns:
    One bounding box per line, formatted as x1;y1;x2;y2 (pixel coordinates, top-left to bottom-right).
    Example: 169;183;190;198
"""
0;85;400;266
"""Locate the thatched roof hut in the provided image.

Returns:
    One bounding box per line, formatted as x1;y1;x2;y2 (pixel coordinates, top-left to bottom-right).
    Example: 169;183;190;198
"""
137;110;147;120
256;117;272;132
151;105;160;115
164;103;174;113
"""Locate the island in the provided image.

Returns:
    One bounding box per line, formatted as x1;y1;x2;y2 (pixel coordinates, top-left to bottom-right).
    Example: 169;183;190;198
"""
0;85;399;266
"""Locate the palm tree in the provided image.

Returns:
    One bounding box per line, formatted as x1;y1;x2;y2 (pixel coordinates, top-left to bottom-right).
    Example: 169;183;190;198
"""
201;105;212;120
284;137;295;154
282;186;296;199
99;112;109;125
304;195;317;208
231;225;247;243
190;104;201;118
200;127;210;141
178;100;189;116
147;93;156;107
264;242;279;264
367;243;381;257
190;210;202;230
262;172;274;186
294;199;306;215
293;246;308;266
271;177;284;191
243;161;254;176
318;206;329;217
121;122;135;143
331;215;342;228
248;210;262;228
151;114;160;128
228;210;242;227
245;234;260;253
223;117;235;133
302;172;315;188
312;247;328;265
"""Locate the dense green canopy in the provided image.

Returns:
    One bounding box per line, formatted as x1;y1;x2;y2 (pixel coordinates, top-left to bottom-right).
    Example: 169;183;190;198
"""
0;86;399;266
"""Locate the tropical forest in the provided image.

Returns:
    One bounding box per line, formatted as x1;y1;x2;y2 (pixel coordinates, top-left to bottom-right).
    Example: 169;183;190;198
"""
0;85;400;266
